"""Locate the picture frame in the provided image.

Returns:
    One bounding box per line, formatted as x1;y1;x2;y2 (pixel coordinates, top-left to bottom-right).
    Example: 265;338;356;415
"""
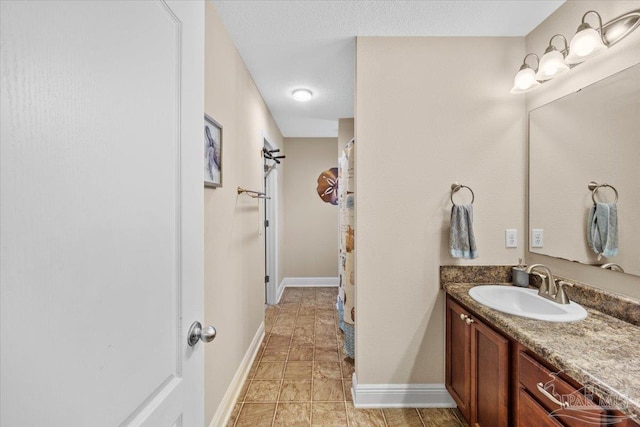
204;114;222;188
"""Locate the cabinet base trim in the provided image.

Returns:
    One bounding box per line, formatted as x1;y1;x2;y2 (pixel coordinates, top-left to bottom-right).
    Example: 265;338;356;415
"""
352;374;456;408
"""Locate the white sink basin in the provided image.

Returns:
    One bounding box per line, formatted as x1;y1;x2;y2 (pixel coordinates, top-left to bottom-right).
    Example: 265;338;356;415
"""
468;285;588;322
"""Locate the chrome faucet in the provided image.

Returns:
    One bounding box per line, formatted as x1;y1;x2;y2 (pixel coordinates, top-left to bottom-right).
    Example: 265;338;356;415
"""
526;264;556;298
525;264;573;304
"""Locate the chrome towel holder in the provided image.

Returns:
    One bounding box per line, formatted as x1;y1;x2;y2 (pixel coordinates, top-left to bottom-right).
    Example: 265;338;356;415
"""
587;181;618;204
450;182;475;205
237;187;270;199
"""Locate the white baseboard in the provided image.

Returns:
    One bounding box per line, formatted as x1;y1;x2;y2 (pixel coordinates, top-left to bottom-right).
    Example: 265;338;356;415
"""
351;374;456;408
209;322;265;427
277;277;339;303
276;280;287;304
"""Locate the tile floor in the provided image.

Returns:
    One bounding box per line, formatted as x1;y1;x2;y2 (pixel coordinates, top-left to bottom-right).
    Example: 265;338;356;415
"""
227;287;468;427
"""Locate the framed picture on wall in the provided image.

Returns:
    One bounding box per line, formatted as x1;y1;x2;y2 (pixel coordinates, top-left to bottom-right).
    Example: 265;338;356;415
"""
204;114;222;188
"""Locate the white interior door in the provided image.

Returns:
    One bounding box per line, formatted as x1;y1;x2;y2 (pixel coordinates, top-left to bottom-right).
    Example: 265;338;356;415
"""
0;1;204;426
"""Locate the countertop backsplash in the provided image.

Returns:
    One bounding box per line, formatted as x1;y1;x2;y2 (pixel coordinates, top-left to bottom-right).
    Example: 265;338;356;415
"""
440;265;513;285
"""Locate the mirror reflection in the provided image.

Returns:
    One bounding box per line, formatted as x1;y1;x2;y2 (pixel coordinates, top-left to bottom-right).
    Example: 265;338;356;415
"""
529;64;640;277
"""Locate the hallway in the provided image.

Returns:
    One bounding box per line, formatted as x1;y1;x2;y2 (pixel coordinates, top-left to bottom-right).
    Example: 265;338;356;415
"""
227;287;468;426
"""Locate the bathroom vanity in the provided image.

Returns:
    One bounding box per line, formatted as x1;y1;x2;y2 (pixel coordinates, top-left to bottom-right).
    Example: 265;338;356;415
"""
442;272;640;427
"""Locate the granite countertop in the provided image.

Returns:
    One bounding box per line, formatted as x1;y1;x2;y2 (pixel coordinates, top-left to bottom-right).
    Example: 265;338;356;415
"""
444;282;640;422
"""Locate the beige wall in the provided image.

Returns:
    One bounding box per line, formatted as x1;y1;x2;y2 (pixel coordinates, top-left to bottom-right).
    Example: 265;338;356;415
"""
283;138;339;278
338;118;355;155
525;0;640;298
355;37;526;385
203;2;284;424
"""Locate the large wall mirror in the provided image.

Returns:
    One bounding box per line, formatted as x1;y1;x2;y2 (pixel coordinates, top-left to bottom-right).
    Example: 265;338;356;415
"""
529;63;640;277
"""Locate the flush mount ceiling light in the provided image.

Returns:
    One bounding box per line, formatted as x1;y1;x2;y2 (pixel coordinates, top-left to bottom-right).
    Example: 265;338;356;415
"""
536;34;570;81
511;8;640;94
510;53;541;94
292;88;313;102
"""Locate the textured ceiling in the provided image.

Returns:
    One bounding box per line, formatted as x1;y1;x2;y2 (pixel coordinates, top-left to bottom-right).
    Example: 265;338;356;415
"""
212;1;565;137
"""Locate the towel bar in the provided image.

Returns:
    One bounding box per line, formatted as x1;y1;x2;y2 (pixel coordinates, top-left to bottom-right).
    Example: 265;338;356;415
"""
237;187;270;199
450;182;475;205
587;181;618;204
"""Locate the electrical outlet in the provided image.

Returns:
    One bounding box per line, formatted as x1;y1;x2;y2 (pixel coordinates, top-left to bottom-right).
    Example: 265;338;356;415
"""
505;229;518;248
531;229;544;248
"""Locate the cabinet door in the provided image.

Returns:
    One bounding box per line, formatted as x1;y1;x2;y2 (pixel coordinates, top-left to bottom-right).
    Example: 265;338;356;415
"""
446;297;471;422
471;317;509;427
519;388;565;427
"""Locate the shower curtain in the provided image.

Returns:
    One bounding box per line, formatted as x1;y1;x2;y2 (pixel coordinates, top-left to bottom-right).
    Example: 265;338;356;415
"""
338;139;355;359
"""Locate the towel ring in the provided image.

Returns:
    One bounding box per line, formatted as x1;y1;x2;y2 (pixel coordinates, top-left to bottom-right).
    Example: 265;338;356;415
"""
587;181;618;204
450;182;475;205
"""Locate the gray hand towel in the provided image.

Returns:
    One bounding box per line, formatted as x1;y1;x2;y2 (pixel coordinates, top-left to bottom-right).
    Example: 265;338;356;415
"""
450;204;478;259
587;202;618;258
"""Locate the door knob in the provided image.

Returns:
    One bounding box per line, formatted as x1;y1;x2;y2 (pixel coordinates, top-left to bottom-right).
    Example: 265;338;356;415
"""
187;321;217;346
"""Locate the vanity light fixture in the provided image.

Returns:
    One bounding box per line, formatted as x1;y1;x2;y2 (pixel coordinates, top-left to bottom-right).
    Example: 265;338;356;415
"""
511;8;640;94
510;53;541;94
565;11;607;64
291;88;313;102
536;34;570;81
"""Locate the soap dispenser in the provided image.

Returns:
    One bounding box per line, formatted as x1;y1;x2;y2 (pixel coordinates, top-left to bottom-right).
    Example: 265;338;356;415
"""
512;258;529;287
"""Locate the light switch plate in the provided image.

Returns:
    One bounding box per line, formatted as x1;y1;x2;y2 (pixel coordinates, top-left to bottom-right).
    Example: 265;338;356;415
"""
531;229;544;248
505;229;517;248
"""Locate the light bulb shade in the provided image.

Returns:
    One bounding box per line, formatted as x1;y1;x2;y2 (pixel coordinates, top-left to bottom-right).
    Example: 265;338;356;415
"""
566;26;607;64
536;49;570;80
510;67;541;94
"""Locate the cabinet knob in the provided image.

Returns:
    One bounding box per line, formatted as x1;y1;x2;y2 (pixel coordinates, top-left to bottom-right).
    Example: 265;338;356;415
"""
459;313;475;324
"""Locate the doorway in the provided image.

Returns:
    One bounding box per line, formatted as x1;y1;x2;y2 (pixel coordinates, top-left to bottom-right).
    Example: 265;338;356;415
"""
263;137;279;305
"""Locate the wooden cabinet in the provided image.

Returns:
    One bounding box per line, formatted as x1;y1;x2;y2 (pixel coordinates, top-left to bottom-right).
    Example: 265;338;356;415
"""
518;388;564;427
517;349;640;427
446;294;639;427
471;316;510;427
446;297;471;421
446;296;509;427
517;349;605;427
611;413;640;427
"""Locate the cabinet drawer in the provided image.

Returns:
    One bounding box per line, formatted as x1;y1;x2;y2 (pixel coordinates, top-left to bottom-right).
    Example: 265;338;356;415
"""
519;388;564;427
519;351;605;427
609;411;640;427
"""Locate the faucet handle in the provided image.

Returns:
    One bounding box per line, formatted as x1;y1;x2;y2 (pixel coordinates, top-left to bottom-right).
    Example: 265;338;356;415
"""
555;281;574;305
